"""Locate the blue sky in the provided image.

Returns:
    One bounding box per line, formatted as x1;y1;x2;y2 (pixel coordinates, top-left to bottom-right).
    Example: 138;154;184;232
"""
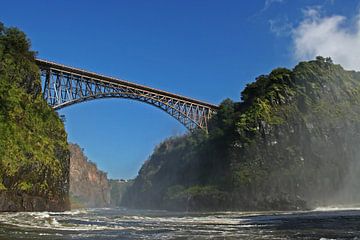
2;0;360;179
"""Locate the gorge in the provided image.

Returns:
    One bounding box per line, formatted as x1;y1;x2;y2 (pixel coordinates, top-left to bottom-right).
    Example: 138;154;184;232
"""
68;143;132;209
1;21;360;213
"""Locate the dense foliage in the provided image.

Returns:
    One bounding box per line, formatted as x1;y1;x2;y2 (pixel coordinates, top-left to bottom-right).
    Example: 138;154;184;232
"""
0;22;70;210
123;57;360;211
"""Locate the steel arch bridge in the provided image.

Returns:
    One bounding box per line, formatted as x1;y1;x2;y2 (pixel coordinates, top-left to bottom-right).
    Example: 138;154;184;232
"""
36;59;218;132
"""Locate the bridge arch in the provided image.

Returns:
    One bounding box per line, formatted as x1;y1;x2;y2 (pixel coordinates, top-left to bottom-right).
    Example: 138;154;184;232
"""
37;59;218;132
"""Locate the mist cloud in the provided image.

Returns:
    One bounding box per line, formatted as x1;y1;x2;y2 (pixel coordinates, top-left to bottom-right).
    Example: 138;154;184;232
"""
292;7;360;71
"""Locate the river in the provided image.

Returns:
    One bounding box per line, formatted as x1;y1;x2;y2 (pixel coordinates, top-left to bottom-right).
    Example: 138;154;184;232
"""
0;207;360;239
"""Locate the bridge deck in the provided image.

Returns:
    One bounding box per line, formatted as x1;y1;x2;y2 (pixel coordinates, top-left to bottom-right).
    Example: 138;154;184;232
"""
36;59;218;109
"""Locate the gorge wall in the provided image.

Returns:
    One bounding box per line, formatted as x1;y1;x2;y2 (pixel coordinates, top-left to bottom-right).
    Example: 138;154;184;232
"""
109;179;133;207
122;57;360;211
0;22;70;212
69;144;111;208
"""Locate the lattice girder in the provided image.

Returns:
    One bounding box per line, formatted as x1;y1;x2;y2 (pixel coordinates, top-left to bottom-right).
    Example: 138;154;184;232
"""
38;59;218;132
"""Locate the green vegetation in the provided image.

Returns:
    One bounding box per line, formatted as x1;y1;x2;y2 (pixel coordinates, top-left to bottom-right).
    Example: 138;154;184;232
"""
0;22;69;211
123;57;360;211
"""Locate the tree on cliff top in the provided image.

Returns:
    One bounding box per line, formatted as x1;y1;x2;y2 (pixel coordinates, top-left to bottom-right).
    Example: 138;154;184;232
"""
0;22;70;210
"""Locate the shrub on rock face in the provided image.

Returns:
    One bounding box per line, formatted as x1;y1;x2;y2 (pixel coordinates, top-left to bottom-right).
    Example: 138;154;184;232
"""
0;22;70;211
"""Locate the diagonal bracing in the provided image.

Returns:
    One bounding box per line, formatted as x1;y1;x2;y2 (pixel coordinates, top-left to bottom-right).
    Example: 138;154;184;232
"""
37;59;218;132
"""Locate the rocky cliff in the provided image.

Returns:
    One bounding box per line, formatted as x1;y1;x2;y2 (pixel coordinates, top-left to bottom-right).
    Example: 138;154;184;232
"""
109;179;133;207
0;22;70;212
69;144;110;208
122;57;360;211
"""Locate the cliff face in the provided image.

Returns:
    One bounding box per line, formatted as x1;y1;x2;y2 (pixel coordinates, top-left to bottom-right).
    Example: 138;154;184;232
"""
0;22;70;212
122;57;360;211
109;179;133;207
69;144;110;208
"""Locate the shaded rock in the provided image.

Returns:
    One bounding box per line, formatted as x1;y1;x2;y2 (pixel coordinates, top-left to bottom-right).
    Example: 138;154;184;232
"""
69;144;110;208
0;192;69;212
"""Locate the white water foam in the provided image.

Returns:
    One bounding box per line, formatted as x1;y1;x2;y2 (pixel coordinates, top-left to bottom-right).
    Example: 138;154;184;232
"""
0;210;259;232
314;205;360;212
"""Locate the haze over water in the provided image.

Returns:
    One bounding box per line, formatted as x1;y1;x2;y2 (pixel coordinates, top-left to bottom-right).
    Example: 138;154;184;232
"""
1;208;360;239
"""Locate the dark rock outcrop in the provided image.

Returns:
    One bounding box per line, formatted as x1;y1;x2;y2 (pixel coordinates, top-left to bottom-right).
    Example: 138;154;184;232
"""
0;192;69;212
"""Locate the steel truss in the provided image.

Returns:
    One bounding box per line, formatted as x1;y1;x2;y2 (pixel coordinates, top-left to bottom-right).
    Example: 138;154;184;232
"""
37;59;218;132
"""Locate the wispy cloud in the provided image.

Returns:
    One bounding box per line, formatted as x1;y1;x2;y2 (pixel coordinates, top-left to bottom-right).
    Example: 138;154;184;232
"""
269;17;293;36
292;7;360;70
262;0;285;12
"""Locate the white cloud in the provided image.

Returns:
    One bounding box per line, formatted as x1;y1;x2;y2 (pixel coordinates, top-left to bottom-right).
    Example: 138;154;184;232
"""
293;7;360;70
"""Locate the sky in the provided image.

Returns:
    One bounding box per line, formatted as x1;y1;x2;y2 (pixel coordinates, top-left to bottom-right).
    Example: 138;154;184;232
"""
2;0;360;179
